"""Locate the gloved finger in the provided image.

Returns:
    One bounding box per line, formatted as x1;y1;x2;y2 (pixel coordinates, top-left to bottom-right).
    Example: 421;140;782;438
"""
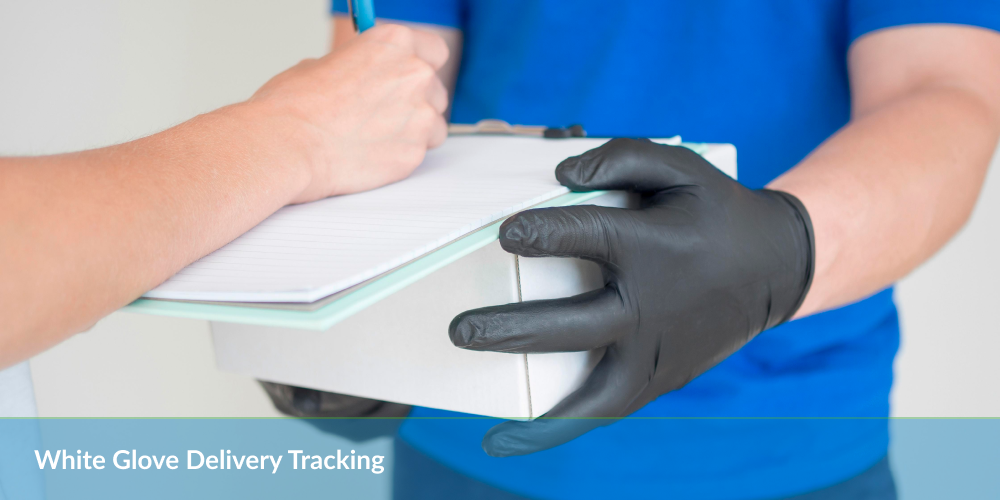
555;137;711;193
482;347;643;457
483;416;615;458
450;287;630;353
499;205;632;262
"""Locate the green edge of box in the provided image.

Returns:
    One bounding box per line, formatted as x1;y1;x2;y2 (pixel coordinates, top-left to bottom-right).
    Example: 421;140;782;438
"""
121;143;711;331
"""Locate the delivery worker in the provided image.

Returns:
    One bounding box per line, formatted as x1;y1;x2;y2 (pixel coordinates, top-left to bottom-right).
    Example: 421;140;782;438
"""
0;25;450;405
329;1;1000;498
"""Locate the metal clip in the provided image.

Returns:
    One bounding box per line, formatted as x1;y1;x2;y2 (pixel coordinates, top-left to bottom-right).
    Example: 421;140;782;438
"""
448;119;587;138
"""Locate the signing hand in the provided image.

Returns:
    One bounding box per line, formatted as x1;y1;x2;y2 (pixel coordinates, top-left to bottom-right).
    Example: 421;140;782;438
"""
246;24;450;203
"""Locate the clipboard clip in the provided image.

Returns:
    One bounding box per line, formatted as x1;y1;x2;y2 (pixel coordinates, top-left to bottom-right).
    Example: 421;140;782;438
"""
448;120;587;139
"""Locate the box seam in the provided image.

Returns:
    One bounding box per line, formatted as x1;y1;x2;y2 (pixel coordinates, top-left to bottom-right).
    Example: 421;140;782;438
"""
515;255;534;419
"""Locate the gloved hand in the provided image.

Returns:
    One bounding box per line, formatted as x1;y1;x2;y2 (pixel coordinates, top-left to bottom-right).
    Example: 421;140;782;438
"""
259;382;411;442
449;138;815;457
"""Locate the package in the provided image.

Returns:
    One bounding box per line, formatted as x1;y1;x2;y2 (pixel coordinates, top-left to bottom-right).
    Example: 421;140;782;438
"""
210;144;736;419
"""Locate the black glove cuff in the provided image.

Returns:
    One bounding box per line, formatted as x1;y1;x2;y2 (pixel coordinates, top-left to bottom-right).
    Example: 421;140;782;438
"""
761;189;816;324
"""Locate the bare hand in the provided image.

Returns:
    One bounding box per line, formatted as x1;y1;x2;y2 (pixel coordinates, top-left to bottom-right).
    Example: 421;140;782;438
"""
245;24;450;202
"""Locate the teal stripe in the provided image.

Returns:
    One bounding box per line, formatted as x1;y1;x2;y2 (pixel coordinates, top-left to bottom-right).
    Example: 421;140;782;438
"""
123;190;607;331
122;142;713;330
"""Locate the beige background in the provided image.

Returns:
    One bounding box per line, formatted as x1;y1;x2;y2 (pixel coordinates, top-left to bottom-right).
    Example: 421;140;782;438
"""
1;0;334;418
1;0;998;497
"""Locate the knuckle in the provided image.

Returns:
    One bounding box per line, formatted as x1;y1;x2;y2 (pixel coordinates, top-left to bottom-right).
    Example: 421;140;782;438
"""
412;105;440;130
430;116;448;145
418;104;439;120
378;24;413;46
434;36;450;61
396;145;426;171
405;59;436;82
415;31;450;65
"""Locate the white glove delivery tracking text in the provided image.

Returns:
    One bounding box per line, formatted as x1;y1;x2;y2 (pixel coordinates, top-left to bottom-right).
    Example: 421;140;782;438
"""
34;448;385;474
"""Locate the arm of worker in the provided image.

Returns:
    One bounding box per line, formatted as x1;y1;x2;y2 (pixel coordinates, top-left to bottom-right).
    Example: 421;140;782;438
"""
772;25;1000;317
333;15;462;116
448;24;1000;457
0;24;450;370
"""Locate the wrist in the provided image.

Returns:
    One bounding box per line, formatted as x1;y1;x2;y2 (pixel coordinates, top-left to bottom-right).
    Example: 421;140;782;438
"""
760;189;817;323
210;101;319;204
766;178;841;320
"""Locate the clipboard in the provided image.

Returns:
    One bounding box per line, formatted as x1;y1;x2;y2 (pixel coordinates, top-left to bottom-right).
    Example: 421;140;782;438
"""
126;133;735;419
122;130;719;332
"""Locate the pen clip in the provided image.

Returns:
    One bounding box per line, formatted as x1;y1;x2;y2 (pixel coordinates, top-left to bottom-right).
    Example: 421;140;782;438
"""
348;0;376;33
347;0;358;32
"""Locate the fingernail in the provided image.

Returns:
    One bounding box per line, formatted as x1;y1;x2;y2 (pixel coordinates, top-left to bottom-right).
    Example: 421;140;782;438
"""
448;314;481;348
482;430;516;457
500;216;531;247
554;159;582;186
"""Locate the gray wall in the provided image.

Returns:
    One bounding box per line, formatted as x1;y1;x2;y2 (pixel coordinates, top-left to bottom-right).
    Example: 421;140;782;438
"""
893;150;1000;417
1;1;998;497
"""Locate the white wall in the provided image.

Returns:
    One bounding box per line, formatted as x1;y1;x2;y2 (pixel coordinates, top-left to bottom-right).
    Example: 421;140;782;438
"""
892;143;1000;417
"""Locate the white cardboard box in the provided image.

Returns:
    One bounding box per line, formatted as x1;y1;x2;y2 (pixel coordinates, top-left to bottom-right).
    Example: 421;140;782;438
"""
210;144;736;419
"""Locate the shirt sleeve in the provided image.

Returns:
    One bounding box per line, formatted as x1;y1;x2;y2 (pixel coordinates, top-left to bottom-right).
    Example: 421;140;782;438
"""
848;0;1000;44
331;0;464;29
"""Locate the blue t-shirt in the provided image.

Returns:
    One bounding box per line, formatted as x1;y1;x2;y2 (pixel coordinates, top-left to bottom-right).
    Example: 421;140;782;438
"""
334;1;999;498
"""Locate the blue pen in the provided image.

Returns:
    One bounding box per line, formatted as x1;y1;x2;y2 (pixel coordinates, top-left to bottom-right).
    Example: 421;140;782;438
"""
348;0;376;33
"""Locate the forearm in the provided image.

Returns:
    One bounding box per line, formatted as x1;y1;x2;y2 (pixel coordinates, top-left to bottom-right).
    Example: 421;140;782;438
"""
0;25;449;368
0;103;309;367
771;85;1000;317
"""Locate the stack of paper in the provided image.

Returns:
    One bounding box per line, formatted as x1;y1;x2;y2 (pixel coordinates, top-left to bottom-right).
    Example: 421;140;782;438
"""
144;136;680;304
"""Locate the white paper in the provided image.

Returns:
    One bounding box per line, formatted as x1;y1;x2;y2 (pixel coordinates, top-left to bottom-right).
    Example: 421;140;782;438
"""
145;136;680;303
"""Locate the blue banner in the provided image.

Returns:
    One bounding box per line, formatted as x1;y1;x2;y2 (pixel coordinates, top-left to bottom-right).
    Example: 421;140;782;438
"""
0;418;997;499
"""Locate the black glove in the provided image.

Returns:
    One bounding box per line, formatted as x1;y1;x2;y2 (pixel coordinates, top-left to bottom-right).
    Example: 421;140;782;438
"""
449;138;815;457
259;382;411;442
